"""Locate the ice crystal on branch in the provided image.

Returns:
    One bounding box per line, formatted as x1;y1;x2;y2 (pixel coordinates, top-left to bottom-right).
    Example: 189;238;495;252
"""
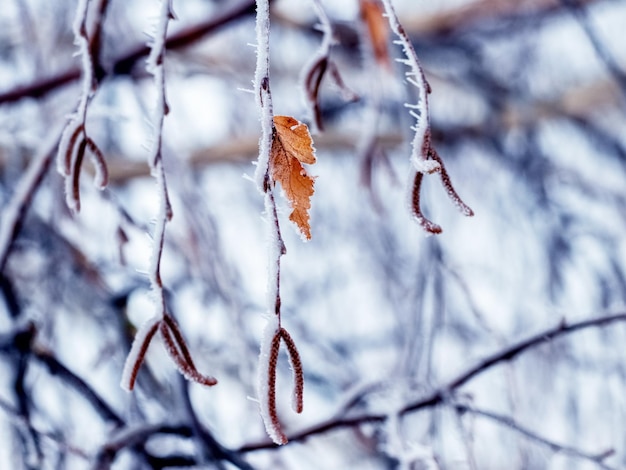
379;0;473;233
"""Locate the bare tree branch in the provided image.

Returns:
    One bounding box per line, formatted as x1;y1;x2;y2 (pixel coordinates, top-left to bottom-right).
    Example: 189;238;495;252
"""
239;311;626;451
0;0;259;105
0;323;124;427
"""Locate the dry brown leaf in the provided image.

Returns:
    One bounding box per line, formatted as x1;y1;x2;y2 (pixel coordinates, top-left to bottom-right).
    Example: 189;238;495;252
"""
360;0;391;69
270;115;316;240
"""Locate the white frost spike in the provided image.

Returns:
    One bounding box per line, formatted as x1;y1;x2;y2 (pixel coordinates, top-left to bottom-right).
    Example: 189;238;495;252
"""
120;0;179;392
380;0;431;168
253;0;274;192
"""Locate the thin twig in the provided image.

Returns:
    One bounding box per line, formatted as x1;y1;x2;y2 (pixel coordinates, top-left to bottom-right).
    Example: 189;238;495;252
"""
301;0;334;131
561;0;626;96
120;0;216;391
0;396;90;461
0;321;122;427
120;316;160;391
253;0;302;445
379;0;473;233
0;128;62;273
0;0;260;105
33;347;125;427
239;311;626;451
56;0;109;212
454;404;616;469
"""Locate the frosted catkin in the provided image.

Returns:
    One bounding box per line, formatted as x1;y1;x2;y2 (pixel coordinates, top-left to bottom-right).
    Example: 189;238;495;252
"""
120;316;160;391
256;315;287;444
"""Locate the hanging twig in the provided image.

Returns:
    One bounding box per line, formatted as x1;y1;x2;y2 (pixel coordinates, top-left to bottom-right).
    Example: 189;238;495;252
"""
301;0;357;131
254;0;305;445
56;0;109;212
120;0;216;392
379;0;473;233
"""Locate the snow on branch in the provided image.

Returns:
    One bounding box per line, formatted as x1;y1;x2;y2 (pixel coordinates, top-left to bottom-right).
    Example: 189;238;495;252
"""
120;316;160;391
120;0;216;393
56;0;108;213
379;0;473;234
253;0;305;445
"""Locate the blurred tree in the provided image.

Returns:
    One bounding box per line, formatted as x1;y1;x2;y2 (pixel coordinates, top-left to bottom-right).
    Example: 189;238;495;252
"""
0;0;626;469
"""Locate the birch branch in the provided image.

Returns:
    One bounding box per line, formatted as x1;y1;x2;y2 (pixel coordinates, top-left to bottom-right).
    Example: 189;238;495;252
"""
120;0;216;392
239;311;626;451
380;0;473;233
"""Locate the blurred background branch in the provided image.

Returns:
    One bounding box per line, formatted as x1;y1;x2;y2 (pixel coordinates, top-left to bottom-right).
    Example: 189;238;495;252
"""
0;0;625;468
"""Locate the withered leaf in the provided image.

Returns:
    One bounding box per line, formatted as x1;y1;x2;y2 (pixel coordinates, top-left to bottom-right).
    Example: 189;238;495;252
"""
270;115;316;240
360;0;391;69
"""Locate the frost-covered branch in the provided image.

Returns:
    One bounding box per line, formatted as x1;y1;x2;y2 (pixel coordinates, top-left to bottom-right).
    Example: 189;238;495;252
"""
56;0;108;212
120;316;160;391
93;422;255;470
120;0;216;392
0;323;124;427
379;0;473;233
254;0;286;445
253;0;305;445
